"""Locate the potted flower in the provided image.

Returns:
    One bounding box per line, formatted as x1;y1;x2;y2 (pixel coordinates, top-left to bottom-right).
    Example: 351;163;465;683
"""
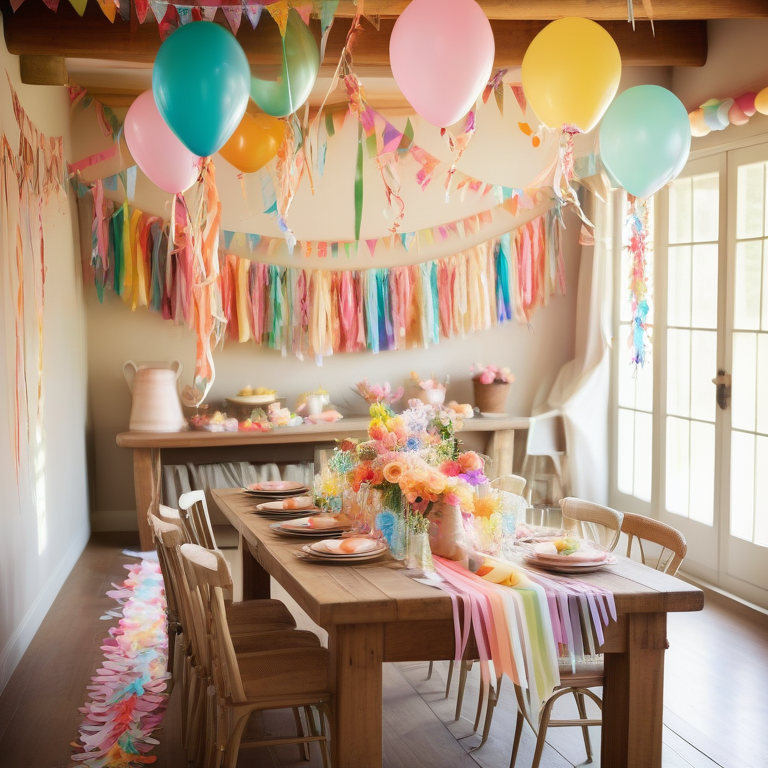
410;371;449;406
471;364;515;414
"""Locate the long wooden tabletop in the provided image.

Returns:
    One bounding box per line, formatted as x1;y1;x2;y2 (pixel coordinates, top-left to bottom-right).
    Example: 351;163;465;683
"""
212;488;704;628
117;414;532;449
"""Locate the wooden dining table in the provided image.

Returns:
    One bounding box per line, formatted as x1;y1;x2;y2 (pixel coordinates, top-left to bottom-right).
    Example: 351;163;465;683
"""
212;488;704;768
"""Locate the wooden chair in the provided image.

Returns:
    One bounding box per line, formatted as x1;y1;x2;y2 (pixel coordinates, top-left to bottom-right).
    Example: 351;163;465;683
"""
621;510;687;575
559;496;624;552
178;490;217;548
508;513;688;768
520;412;567;505
490;474;527;495
182;543;333;768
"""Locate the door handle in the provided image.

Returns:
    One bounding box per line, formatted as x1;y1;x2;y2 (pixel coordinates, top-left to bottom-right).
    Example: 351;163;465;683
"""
712;370;731;411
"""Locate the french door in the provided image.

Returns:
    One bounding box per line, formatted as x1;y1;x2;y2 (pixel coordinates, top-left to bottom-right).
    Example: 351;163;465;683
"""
616;140;768;607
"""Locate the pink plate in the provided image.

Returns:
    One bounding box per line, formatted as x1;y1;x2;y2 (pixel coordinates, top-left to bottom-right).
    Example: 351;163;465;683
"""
248;481;306;492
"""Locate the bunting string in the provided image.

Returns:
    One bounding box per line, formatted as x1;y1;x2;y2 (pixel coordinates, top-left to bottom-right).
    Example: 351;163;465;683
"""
88;194;566;364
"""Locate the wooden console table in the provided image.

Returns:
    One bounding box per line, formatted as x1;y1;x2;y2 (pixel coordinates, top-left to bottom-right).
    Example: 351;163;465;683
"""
117;415;530;549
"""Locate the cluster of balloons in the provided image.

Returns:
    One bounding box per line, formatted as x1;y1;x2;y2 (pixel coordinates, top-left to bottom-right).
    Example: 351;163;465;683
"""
520;17;690;199
125;17;320;194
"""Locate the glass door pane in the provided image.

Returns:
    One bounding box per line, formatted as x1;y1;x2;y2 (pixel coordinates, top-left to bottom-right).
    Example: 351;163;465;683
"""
664;171;719;529
724;146;768;601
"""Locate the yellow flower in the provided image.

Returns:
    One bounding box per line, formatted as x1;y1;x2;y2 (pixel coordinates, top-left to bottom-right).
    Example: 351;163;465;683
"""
472;496;499;519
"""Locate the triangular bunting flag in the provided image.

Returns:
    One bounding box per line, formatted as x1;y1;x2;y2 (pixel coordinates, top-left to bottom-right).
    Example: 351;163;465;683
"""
41;0;60;10
117;0;130;20
202;7;217;21
10;0;27;10
266;0;289;36
222;5;242;35
366;239;377;257
150;0;165;24
177;6;193;25
191;7;202;21
294;3;312;25
247;233;261;251
158;5;180;39
320;0;339;59
318;242;327;258
510;83;527;115
68;0;88;16
133;0;149;23
244;2;262;29
224;231;235;250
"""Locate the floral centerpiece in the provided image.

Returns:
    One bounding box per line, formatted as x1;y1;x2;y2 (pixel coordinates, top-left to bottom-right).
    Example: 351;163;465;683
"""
329;399;483;567
354;378;404;406
471;363;515;414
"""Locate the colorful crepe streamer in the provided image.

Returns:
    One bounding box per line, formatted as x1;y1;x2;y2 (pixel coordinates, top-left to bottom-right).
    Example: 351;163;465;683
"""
432;555;615;723
89;196;566;363
626;196;650;366
71;557;169;768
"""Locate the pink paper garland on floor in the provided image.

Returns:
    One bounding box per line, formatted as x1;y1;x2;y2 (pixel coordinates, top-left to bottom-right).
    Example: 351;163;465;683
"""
72;557;170;768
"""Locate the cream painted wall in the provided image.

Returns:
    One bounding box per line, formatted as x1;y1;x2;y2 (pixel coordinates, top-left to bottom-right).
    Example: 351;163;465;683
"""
0;23;90;691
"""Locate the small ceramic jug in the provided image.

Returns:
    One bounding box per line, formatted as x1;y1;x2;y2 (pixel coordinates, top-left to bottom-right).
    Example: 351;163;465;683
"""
124;360;187;432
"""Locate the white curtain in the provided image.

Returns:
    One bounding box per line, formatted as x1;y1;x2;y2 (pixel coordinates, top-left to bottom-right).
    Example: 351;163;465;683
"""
545;191;614;504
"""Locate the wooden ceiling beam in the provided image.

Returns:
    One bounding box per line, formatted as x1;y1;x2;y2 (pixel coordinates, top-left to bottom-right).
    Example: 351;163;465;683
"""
3;4;708;69
334;0;766;19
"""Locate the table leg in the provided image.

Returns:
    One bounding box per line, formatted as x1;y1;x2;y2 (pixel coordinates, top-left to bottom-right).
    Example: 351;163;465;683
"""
239;535;270;600
134;448;161;551
329;623;384;768
601;612;666;768
485;429;515;479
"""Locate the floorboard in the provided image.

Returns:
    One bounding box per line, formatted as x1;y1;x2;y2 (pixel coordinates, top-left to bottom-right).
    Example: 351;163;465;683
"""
0;534;765;768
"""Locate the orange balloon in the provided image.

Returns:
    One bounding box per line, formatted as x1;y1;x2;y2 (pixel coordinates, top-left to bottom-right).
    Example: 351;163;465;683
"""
218;112;285;174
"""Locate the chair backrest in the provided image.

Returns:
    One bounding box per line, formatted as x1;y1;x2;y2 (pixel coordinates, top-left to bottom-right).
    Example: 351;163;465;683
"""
178;490;216;549
525;411;566;458
621;511;687;575
490;474;527;495
559;497;623;552
181;543;246;704
149;513;209;667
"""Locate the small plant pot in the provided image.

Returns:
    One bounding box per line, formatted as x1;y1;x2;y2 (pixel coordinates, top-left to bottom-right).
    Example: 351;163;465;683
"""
473;380;510;413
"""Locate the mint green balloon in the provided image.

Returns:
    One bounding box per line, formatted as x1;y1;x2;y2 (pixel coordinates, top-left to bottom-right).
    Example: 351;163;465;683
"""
153;22;250;157
599;85;691;198
250;9;320;117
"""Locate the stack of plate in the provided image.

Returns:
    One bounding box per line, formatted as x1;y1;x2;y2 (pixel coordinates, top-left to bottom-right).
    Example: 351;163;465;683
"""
269;516;353;539
252;497;321;520
524;542;616;574
243;480;310;499
299;538;388;564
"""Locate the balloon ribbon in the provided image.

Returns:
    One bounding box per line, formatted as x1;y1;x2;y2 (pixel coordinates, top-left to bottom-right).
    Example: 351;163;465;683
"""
626;195;650;367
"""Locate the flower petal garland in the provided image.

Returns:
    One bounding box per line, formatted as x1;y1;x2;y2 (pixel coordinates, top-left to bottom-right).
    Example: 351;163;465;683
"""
88;198;566;362
72;557;170;768
626;195;650;366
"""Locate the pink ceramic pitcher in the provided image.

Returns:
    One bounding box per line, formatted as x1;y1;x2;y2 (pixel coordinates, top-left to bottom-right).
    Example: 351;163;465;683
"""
123;360;187;432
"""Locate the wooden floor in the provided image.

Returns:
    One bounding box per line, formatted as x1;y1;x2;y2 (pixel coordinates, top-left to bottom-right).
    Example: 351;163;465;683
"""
0;534;766;768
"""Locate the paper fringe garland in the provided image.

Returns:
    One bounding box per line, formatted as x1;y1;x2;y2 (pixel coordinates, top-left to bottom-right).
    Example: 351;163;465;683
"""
626;196;650;366
89;195;566;363
433;555;615;723
72;557;170;768
1;73;66;485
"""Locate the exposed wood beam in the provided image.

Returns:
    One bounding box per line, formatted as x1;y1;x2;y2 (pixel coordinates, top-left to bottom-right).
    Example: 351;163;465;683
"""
3;4;708;69
19;54;67;85
334;0;766;19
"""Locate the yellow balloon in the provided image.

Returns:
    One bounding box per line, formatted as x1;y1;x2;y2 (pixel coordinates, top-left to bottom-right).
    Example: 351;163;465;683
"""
522;18;622;133
755;87;768;116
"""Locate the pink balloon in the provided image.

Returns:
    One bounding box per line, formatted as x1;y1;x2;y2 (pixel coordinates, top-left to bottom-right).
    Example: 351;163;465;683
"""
124;90;201;195
390;0;494;128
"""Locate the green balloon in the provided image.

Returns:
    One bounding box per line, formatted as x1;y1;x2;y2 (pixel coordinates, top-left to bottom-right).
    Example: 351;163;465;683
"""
250;9;320;117
153;22;250;158
599;85;691;199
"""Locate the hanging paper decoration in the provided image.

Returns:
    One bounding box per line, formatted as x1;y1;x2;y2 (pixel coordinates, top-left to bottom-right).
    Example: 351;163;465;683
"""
87;188;565;363
266;0;290;36
71;557;169;768
626;196;650;367
95;0;117;23
1;76;66;488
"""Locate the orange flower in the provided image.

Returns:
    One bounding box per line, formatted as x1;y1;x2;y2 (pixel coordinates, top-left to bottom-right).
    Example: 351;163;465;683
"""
383;460;406;484
368;419;388;441
424;472;447;496
458;451;483;473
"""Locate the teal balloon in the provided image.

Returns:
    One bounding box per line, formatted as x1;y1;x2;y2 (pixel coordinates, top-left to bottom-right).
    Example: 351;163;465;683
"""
599;85;691;198
153;22;251;157
250;9;320;117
